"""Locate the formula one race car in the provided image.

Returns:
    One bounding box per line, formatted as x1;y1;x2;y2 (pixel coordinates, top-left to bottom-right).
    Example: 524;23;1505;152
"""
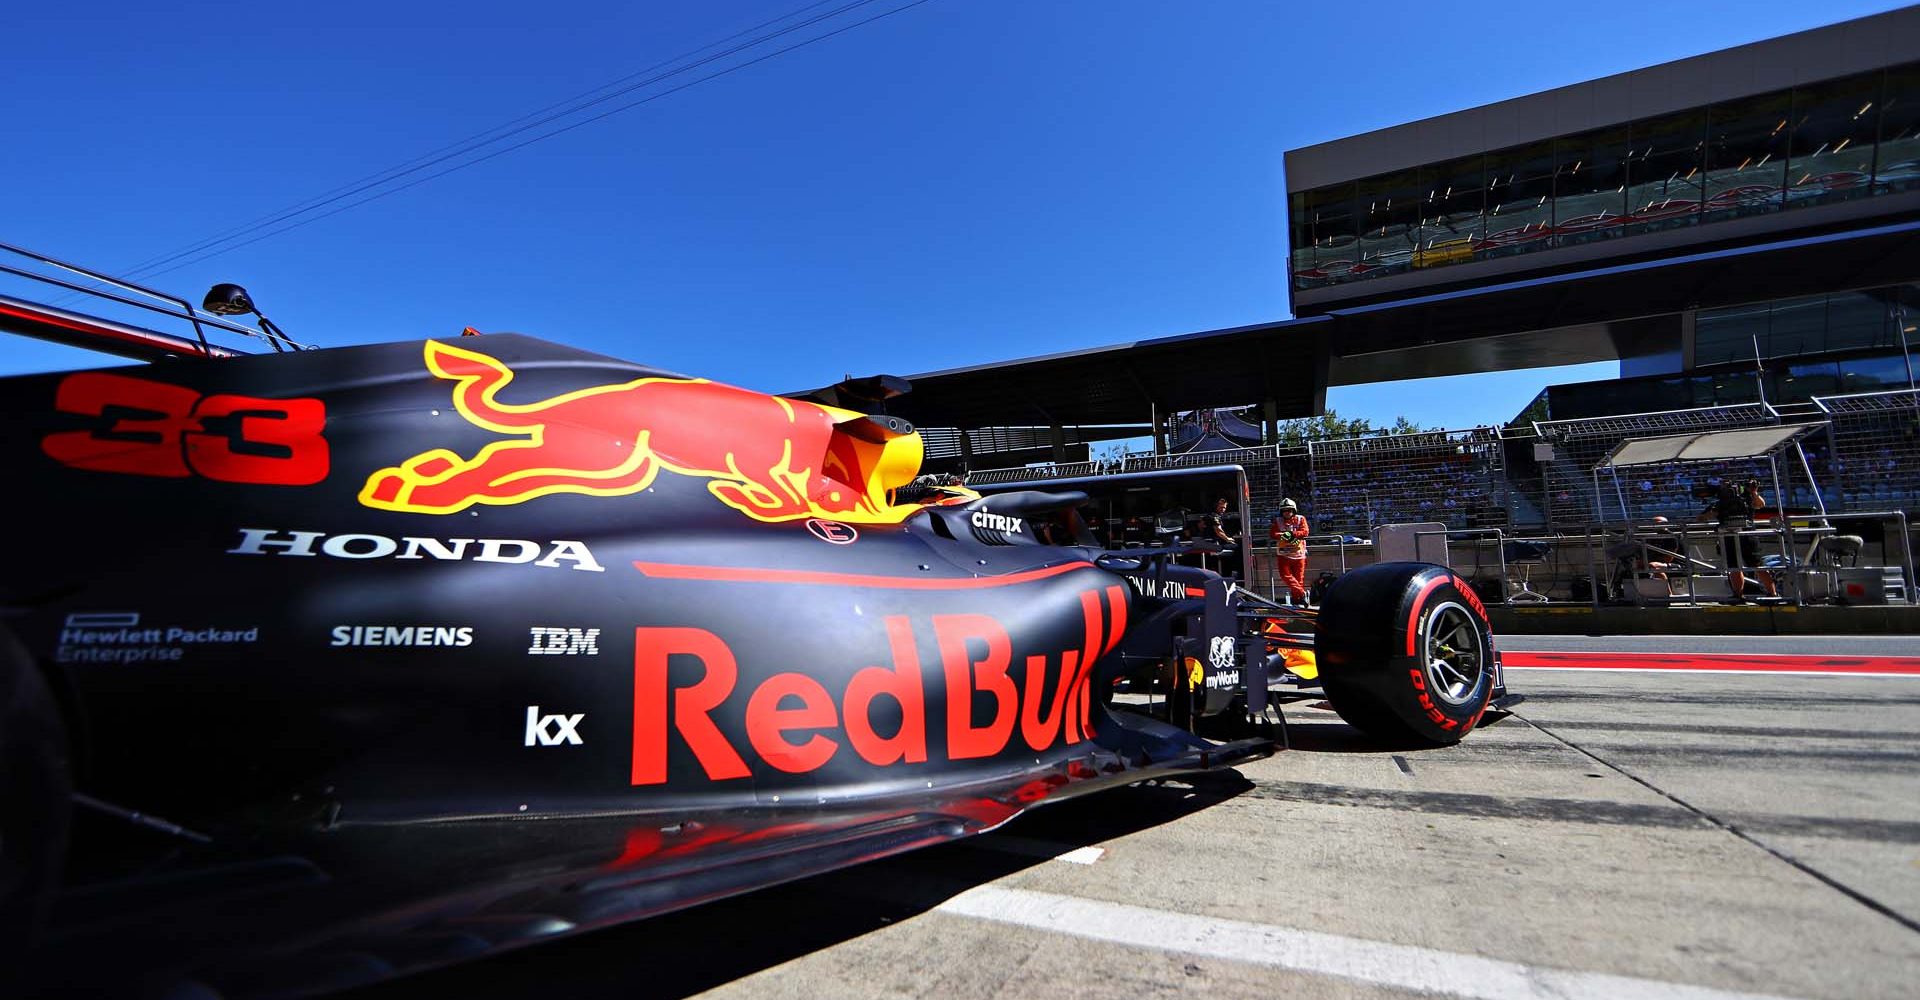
0;252;1507;996
1096;545;1515;738
968;470;1517;736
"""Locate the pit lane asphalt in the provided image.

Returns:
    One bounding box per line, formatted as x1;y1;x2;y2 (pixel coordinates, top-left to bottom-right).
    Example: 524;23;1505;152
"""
355;638;1920;1000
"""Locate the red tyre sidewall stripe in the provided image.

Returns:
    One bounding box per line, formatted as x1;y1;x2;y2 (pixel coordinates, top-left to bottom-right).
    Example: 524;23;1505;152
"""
1403;575;1449;657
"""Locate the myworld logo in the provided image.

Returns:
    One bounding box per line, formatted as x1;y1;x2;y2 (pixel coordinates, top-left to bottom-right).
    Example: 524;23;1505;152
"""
228;528;605;572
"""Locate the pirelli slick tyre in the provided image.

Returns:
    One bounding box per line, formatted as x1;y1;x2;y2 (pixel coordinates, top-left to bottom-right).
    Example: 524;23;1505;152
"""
0;627;69;961
1316;563;1494;747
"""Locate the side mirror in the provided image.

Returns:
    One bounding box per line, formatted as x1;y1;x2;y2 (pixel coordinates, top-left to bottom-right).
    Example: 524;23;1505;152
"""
202;283;256;316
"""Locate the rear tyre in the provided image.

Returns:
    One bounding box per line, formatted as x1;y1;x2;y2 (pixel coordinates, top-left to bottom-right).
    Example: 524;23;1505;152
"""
1316;563;1494;746
0;627;70;961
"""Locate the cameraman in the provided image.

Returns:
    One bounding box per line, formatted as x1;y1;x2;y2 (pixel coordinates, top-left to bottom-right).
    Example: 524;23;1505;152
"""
1692;478;1777;602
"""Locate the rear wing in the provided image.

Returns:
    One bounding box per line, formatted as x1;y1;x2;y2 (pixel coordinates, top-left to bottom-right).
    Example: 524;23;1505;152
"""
0;240;306;361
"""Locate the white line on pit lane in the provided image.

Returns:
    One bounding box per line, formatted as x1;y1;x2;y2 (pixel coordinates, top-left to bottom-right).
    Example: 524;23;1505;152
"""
937;885;1807;1000
965;834;1105;865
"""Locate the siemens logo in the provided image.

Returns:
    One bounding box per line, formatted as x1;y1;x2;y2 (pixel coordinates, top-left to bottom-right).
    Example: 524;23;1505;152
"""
331;625;475;648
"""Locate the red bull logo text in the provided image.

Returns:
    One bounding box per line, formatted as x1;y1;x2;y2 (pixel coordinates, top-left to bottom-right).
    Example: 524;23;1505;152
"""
361;341;923;523
630;586;1127;784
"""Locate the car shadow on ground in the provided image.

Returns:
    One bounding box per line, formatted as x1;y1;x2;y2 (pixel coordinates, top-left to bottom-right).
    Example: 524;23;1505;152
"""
343;772;1255;1000
1266;705;1521;754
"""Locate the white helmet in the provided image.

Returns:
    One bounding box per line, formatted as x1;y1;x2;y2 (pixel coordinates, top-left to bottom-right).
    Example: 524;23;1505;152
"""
1280;497;1297;511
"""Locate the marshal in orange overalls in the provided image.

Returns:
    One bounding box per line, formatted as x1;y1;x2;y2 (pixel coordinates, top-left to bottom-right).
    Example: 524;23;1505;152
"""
1271;504;1309;604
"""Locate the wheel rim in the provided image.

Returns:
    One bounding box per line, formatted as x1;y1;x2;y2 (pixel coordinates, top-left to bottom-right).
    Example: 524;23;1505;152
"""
1422;601;1485;707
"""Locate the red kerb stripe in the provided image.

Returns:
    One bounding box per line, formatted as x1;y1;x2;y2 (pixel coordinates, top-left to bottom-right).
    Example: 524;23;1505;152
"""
1501;651;1920;675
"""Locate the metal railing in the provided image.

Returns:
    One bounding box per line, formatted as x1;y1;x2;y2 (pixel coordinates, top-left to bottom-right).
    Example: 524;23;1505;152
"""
960;392;1920;547
0;240;306;354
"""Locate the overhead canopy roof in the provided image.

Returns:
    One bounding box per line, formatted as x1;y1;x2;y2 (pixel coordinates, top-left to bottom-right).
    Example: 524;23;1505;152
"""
1600;424;1816;469
793;219;1920;432
799;317;1332;429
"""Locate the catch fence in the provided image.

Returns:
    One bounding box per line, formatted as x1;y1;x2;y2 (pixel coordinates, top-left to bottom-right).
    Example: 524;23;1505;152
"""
965;460;1104;486
1532;403;1780;524
1816;390;1920;513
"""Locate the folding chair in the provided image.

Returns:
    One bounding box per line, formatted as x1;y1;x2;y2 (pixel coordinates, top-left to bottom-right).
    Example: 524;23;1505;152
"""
1504;539;1552;602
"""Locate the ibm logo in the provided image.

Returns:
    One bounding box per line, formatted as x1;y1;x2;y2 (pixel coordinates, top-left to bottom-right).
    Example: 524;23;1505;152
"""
528;627;601;656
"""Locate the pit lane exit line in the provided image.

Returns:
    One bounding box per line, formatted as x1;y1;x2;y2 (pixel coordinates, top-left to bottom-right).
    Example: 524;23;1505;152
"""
938;885;1807;1000
1501;651;1920;676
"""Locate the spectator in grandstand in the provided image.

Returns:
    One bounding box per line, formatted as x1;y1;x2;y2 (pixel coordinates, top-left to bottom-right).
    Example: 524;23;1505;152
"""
1270;497;1310;605
1200;497;1240;577
1691;479;1778;602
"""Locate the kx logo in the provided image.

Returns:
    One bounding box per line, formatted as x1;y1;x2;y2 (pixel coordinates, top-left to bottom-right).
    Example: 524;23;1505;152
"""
528;627;601;656
524;706;584;746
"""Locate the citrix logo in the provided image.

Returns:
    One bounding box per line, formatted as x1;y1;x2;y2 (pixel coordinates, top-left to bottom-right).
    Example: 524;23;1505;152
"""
970;511;1023;534
528;627;600;656
525;706;584;746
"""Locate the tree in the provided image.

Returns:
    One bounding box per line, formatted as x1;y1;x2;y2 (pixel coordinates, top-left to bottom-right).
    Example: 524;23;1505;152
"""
1507;390;1550;429
1271;409;1436;448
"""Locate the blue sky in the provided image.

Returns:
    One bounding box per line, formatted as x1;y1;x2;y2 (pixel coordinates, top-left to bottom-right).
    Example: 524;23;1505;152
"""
3;0;1908;433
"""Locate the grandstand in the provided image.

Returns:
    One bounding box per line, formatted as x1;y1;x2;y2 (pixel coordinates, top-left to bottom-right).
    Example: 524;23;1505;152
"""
1818;389;1920;512
1305;427;1506;538
1529;403;1784;525
963;386;1917;563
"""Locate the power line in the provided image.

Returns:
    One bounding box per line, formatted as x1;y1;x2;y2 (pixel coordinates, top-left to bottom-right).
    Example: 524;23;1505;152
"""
100;0;858;285
112;0;883;282
135;0;938;280
111;0;896;285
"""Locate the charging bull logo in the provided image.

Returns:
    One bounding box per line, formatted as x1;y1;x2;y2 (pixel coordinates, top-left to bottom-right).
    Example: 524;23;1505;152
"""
360;341;923;523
